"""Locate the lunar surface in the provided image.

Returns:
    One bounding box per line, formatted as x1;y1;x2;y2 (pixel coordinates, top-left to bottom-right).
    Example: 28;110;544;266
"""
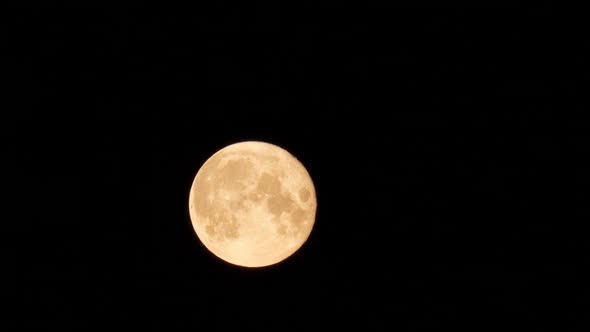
188;141;317;267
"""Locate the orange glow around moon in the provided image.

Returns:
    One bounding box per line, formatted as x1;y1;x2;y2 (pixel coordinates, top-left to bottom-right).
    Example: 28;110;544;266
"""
188;141;317;268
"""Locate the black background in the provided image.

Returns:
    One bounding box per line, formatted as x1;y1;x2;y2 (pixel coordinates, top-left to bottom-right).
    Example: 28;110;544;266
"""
6;5;589;331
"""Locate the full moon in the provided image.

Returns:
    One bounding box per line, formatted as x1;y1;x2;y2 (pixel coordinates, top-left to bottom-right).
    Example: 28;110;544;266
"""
188;141;317;268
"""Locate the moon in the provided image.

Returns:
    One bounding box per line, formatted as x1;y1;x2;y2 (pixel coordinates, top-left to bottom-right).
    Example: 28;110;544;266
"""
188;141;317;268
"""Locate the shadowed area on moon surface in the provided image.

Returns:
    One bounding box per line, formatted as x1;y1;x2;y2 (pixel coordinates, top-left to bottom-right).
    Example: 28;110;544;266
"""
189;142;316;267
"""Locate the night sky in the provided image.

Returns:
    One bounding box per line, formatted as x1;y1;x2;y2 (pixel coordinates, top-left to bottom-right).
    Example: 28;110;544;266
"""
7;5;588;331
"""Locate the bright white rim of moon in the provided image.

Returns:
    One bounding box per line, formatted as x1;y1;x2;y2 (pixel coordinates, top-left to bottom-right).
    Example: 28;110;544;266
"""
188;141;317;268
